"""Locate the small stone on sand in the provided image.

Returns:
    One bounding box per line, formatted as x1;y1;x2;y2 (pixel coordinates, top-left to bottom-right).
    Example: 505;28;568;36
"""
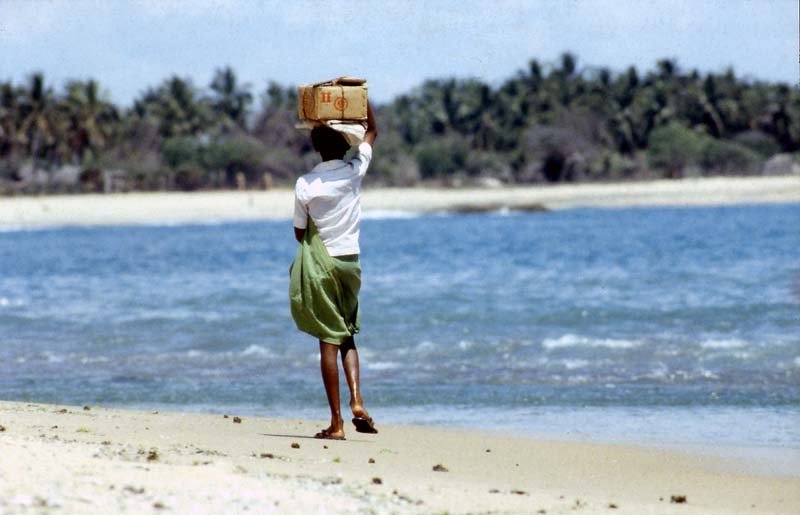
372;477;383;485
670;495;687;504
368;458;375;464
608;503;618;509
432;464;448;472
291;442;300;449
233;416;242;424
511;489;527;495
83;405;91;411
0;424;6;432
147;449;159;461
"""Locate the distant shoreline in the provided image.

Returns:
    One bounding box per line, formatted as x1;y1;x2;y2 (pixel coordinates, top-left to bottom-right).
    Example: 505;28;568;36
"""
0;175;798;229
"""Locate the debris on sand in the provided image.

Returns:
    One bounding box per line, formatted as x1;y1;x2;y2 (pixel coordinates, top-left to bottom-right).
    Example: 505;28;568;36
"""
608;502;618;509
511;489;528;495
0;424;6;432
368;458;375;464
432;464;448;472
259;452;275;459
56;408;68;414
153;502;166;509
233;416;242;424
488;489;500;494
372;477;383;485
291;442;300;449
83;405;91;411
223;414;229;418
670;495;687;504
147;449;159;462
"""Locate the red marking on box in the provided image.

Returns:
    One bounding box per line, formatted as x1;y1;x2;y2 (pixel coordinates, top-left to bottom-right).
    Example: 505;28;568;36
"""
334;96;348;111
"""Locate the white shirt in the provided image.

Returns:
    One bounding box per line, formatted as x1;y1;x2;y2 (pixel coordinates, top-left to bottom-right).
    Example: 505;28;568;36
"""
293;142;372;256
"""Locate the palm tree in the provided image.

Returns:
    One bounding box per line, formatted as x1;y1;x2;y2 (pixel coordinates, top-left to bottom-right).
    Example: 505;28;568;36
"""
17;73;59;160
209;66;252;132
0;82;21;158
133;76;211;139
62;79;119;162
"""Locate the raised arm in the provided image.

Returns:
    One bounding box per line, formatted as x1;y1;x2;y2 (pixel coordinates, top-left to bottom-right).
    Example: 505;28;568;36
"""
363;102;378;146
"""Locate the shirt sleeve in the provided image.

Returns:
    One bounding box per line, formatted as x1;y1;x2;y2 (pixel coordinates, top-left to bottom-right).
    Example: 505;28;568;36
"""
349;142;373;177
293;180;308;229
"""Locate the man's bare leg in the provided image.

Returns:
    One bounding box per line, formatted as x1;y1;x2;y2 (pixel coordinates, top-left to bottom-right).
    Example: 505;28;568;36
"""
340;337;371;420
318;341;345;439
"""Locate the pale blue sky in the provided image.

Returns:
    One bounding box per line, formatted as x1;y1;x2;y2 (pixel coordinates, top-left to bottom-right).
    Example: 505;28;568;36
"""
1;0;796;107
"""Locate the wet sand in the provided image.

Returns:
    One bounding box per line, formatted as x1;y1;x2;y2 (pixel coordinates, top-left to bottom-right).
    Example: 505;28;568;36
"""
1;401;798;514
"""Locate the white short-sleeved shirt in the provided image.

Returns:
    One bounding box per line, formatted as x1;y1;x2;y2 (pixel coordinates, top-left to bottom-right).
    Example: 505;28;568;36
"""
293;142;372;256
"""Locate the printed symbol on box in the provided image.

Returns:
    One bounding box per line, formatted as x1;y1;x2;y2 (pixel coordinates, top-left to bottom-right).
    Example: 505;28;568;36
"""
334;96;348;111
321;91;332;103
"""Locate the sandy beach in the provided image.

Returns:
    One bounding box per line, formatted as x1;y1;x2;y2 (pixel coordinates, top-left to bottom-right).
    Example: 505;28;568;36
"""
0;176;798;229
0;401;797;514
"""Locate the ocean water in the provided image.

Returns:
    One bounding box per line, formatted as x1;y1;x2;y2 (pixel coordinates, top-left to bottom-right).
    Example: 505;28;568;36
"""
1;204;798;451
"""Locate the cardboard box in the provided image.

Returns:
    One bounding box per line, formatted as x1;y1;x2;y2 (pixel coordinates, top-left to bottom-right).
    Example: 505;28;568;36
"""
298;77;368;122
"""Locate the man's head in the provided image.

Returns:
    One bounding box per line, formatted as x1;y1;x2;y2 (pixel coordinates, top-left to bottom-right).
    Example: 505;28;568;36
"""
311;125;350;160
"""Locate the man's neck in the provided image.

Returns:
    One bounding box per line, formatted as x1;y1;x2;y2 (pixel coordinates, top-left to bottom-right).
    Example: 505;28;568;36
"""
320;154;345;162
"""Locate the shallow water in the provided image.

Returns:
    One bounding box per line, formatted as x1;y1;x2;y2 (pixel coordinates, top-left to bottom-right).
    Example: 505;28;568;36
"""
1;204;798;448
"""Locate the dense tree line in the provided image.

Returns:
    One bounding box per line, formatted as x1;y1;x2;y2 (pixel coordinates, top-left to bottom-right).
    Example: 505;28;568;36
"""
1;54;798;193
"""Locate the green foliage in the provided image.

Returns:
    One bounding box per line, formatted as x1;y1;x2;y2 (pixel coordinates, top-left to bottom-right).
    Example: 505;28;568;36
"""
700;138;762;175
732;130;781;157
647;123;706;177
162;136;201;168
415;134;469;179
1;56;799;191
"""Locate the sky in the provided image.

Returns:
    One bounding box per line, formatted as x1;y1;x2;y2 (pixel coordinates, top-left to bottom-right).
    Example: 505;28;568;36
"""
1;0;796;107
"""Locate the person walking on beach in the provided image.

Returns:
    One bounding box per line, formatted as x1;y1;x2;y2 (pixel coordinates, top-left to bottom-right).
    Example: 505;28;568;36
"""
290;103;378;440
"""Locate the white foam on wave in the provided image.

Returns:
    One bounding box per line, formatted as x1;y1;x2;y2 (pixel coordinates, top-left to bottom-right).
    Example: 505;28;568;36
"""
0;297;24;307
700;339;748;350
366;361;401;371
542;334;641;350
458;340;475;351
561;359;590;370
361;209;422;220
240;344;275;358
794;357;800;367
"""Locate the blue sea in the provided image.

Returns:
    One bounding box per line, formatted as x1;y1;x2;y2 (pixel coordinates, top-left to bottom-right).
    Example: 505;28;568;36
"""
1;204;798;454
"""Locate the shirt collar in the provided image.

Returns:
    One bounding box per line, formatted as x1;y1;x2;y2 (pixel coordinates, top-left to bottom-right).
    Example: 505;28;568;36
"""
312;159;346;173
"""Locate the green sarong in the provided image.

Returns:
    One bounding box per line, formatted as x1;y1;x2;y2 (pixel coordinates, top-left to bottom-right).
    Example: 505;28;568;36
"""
289;218;361;345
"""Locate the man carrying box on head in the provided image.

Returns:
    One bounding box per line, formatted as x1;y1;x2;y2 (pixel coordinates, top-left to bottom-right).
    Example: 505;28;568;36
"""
289;100;378;440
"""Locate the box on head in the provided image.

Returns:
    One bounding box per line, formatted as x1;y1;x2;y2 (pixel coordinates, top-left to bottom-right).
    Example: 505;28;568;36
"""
297;77;368;146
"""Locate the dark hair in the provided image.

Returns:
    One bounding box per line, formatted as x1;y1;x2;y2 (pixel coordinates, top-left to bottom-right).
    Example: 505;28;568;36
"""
311;125;350;158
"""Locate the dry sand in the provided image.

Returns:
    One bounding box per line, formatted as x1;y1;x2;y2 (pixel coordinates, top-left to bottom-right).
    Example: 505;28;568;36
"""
0;401;797;514
1;176;798;229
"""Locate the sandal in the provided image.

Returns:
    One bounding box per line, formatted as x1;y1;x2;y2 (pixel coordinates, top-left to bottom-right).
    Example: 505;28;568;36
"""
352;416;378;434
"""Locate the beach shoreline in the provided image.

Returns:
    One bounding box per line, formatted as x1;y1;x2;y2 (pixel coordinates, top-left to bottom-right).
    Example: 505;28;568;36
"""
1;401;798;514
0;175;798;229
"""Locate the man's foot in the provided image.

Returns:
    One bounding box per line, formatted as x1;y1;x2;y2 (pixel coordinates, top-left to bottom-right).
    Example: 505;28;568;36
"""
314;418;345;440
314;427;346;440
350;403;377;434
